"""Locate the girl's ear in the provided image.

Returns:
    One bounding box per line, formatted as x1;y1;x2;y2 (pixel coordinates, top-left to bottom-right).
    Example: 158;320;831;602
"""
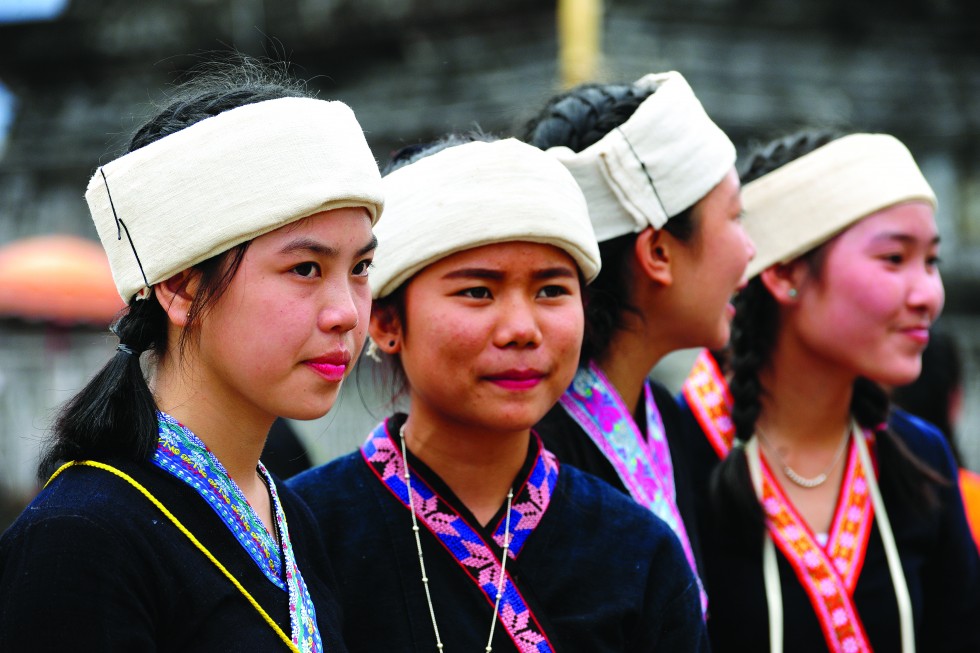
369;303;404;354
154;269;200;328
634;226;674;288
759;259;808;306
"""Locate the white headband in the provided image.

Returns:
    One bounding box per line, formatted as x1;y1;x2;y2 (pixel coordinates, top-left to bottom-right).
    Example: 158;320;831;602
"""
86;96;385;302
742;133;936;279
547;71;736;242
371;138;600;299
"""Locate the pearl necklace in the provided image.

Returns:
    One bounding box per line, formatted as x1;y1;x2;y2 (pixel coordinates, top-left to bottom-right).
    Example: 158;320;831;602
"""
399;424;514;652
756;425;850;489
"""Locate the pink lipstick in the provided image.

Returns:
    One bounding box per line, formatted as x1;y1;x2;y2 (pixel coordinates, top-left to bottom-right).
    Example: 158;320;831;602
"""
486;369;545;391
305;352;351;382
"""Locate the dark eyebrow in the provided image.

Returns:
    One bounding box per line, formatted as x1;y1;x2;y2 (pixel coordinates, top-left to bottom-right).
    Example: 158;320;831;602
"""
280;234;378;258
871;232;941;246
532;267;578;281
442;266;578;281
443;268;505;281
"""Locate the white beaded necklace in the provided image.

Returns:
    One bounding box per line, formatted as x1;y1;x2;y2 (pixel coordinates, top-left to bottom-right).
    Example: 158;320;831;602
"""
756;424;850;489
399;423;514;653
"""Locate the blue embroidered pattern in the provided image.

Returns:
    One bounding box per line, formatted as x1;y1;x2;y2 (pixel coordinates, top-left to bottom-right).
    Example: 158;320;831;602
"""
152;412;323;652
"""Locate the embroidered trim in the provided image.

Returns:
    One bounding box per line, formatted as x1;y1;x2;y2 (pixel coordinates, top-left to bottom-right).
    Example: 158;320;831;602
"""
681;348;736;458
152;412;322;652
361;421;557;653
560;362;707;615
758;436;874;652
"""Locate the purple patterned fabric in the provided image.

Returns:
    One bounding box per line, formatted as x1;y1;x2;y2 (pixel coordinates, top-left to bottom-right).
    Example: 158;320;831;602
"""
560;362;707;616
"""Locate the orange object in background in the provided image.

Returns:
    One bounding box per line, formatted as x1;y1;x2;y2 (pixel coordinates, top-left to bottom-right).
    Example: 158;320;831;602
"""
960;468;980;552
0;235;124;326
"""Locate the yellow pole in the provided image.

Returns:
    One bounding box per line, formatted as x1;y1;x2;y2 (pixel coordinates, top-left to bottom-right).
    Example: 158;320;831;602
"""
558;0;603;89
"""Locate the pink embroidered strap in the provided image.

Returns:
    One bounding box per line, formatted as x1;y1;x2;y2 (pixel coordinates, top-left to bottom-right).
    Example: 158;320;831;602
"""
559;362;707;616
759;441;874;652
681;348;735;459
360;421;557;653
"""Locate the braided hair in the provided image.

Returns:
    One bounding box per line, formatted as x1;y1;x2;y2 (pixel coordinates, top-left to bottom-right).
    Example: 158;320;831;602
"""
522;82;696;364
711;130;946;542
38;61;310;479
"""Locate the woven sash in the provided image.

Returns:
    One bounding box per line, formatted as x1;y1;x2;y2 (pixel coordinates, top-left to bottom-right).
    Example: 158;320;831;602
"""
559;362;707;615
681;348;736;458
360;421;558;653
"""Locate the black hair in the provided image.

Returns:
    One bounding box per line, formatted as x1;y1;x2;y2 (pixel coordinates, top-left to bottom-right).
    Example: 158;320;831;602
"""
38;60;312;480
522;82;697;363
711;130;947;543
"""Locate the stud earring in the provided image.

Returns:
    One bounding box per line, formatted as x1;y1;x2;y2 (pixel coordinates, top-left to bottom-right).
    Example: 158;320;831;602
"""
787;288;798;299
389;340;395;347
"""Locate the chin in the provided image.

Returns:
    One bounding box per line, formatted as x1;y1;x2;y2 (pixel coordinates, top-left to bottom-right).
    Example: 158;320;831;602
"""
868;362;923;388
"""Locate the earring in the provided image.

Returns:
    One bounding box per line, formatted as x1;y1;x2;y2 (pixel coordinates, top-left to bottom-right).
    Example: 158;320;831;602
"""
388;340;395;347
787;288;798;299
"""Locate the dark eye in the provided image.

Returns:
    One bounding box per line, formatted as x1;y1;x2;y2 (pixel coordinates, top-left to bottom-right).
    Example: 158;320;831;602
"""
352;259;373;277
538;285;570;299
459;287;492;300
293;262;321;278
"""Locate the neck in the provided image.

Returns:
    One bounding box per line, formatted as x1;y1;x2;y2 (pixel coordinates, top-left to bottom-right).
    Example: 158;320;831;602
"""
756;335;854;449
152;358;272;488
595;317;669;414
401;405;530;526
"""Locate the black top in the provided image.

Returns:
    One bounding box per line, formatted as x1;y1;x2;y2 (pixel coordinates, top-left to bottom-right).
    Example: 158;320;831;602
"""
0;457;347;652
676;395;980;653
534;378;704;579
288;415;708;652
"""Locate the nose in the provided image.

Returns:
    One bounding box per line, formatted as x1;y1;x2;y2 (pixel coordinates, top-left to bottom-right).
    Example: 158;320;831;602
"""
740;222;756;263
317;278;362;333
907;265;945;321
494;294;542;348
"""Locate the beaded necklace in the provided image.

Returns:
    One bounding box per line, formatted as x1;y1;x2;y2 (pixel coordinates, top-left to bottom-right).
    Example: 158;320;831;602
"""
400;423;513;653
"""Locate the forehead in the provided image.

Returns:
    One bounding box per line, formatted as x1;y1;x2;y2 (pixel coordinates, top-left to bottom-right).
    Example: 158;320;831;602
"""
833;201;938;246
423;241;578;274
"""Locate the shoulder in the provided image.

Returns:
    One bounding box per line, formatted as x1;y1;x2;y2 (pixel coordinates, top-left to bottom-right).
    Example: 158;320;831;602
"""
286;451;371;513
887;408;957;475
556;463;683;553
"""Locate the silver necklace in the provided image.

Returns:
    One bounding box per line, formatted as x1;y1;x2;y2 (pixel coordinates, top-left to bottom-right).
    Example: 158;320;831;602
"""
756;425;851;489
399;423;514;652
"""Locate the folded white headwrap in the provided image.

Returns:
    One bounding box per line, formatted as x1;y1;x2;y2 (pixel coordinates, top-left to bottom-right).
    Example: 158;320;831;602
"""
547;71;736;242
742;133;936;279
371;138;600;299
86;96;384;302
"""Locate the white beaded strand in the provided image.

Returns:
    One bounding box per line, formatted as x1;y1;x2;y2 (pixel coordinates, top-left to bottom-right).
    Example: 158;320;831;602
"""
400;423;513;653
757;424;850;489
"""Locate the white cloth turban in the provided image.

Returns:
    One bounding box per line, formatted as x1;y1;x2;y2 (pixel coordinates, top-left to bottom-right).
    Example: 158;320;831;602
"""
547;71;736;242
742;133;936;279
371;138;600;299
86;96;384;302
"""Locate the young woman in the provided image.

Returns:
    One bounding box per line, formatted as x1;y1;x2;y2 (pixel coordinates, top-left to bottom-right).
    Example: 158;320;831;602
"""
523;71;755;611
0;67;384;651
289;136;708;652
687;131;980;652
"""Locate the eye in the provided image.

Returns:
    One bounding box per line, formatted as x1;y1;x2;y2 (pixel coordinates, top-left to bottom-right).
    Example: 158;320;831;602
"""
292;262;321;278
880;253;905;266
352;259;373;277
458;287;492;300
537;285;570;299
926;254;942;268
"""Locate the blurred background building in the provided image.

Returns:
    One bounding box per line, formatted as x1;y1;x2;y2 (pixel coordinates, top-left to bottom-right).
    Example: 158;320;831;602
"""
2;0;979;527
